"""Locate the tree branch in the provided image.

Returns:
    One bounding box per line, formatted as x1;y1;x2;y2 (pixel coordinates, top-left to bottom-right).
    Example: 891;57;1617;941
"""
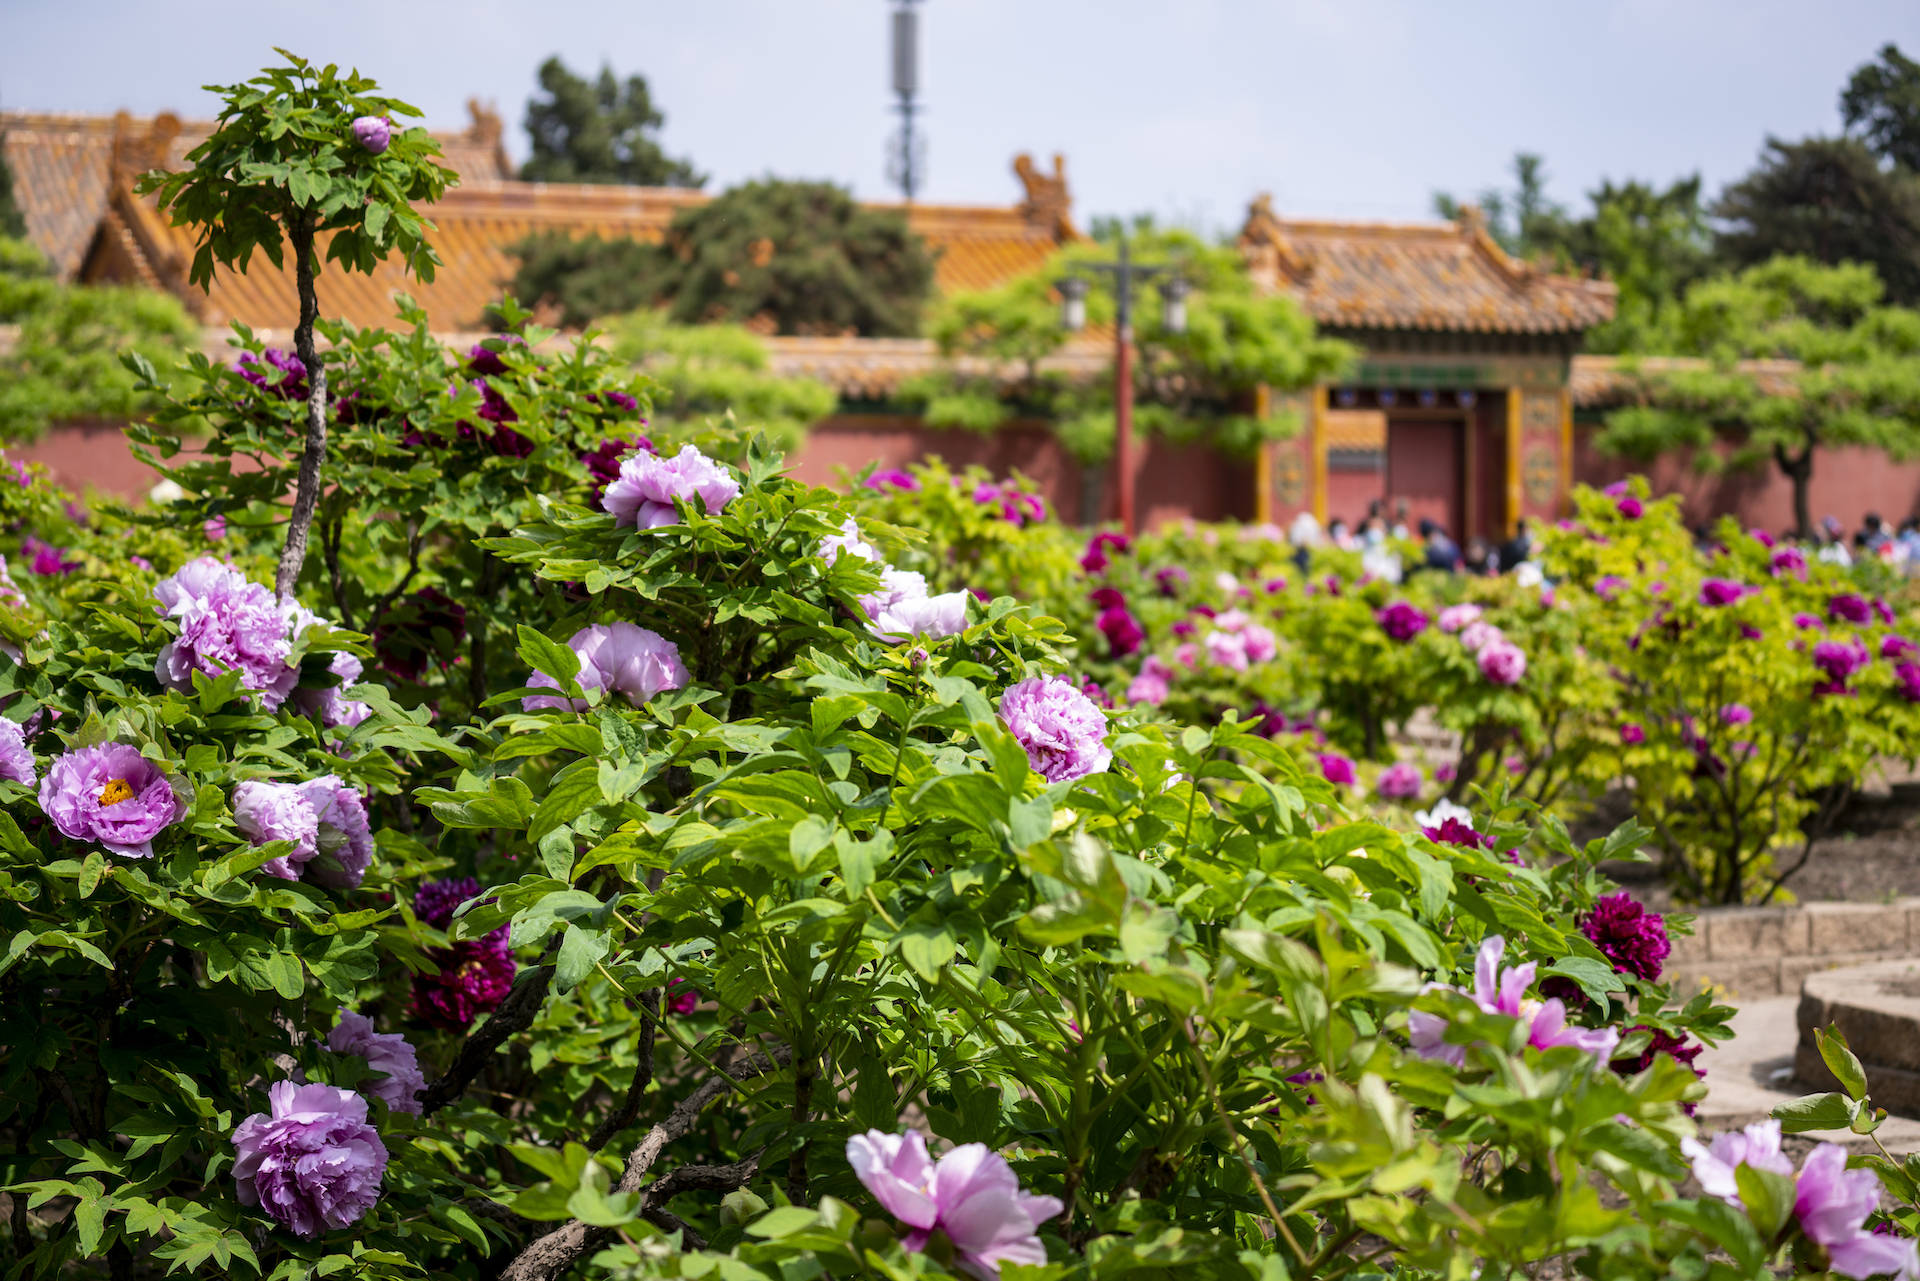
497;1046;790;1281
277;212;330;601
422;962;556;1117
585;987;660;1151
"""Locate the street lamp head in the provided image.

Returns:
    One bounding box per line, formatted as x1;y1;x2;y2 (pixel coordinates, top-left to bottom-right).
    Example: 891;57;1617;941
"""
1160;275;1192;335
1058;275;1090;333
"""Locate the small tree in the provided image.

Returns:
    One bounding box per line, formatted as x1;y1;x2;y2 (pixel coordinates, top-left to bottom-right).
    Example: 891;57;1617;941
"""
520;55;702;187
1599;255;1920;537
137;51;451;598
1842;42;1920;172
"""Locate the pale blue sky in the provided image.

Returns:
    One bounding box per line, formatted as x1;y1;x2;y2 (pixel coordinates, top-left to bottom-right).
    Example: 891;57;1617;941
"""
4;0;1917;233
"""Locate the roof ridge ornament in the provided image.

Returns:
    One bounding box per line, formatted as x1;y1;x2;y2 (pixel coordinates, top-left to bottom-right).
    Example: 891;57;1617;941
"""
1013;152;1073;237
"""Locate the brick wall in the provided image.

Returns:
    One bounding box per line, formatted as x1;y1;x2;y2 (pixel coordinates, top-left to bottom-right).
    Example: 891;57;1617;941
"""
1666;899;1920;998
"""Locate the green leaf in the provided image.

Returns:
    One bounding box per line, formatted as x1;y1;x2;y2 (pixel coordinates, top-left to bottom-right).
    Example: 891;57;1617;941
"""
77;852;107;899
530;761;602;842
745;1206;819;1238
788;815;834;870
895;914;956;982
1733;1163;1796;1241
553;924;610;995
1817;1025;1869;1100
1539;956;1626;1005
1772;1091;1857;1133
263;951;304;1000
517;625;581;691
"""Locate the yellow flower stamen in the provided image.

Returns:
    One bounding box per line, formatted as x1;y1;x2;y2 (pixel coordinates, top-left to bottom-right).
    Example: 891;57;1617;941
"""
98;778;135;806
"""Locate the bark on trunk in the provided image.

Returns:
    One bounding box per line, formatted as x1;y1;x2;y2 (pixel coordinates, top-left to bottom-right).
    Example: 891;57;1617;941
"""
276;215;329;600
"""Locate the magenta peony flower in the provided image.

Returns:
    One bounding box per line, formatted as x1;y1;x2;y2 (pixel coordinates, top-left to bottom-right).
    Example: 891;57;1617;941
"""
299;778;373;890
328;1009;424;1115
1593;574;1626;601
1409;935;1619;1067
1751;528;1776;548
350;115;392;154
1740;624;1763;640
1813;638;1871;685
411;941;516;1030
232;779;320;881
1616;496;1643;518
1771;545;1807;576
1698;578;1745;607
39;742;186;858
1317;753;1356;787
1581;892;1671;981
231;1082;387;1238
236;348;308;398
1720;703;1753;725
1423;815;1492;850
1603;481;1629;497
603;443;740;528
1830;593;1872;625
1458;620;1504;654
1795;611;1823;630
1610;1026;1704;1114
153;558;300;708
847;1130;1062;1278
1478;640;1527;686
525;623;690;711
1876;598;1898;626
582;436;654;502
22;535;78;576
1126;655;1174;707
1620;723;1645;745
1881;634;1917;660
1376;601;1430;641
998;677;1111;783
1898;662;1920;703
1376;761;1423;799
414;877;488;932
1437;603;1482;633
1079;532;1131;574
1154;565;1190;597
664;977;699;1016
1096;606;1144;657
0;719;34;787
863;468;919;492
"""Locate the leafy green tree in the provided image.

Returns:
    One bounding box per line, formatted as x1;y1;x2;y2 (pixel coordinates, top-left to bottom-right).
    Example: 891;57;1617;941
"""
520;55;702;187
605;308;837;454
908;229;1354;468
1598;255;1920;536
1713;136;1920;305
138;49;452;596
0;236;198;441
1433;152;1567;257
1535;177;1713;354
505;229;667;328
0;138;25;238
1842;42;1920;171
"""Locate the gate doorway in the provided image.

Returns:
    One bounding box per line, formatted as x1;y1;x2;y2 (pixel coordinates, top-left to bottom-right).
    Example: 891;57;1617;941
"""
1386;415;1466;540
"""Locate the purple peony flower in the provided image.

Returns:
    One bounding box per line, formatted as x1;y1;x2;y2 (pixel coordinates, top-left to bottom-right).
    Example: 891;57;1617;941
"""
1699;578;1745;607
0;719;34;787
1795;611;1823;630
1459;620;1504;654
328;1010;424;1115
232;780;321;881
39;742;186;858
1610;1026;1704;1114
153;558;299;708
1830;593;1872;625
236;347;308;399
1376;761;1423;799
525;623;690;712
1771;545;1807;577
1437;603;1483;633
1582;892;1671;982
414;876;486;931
846;1130;1063;1278
1409;935;1619;1068
1682;1120;1794;1204
350;115;392;154
232;1081;387;1238
22;535;78;576
1882;634;1918;660
1897;661;1920;703
582;436;654;502
1126;655;1174;707
1377;601;1430;641
818;518;881;567
1317;752;1357;787
1620;723;1645;745
1154;565;1190;597
1720;703;1753;726
998;677;1111;783
1079;532;1131;574
1478;640;1527;686
664;977;699;1016
1813;638;1871;686
1794;1143;1920;1279
868;584;971;643
289;650;371;730
1096;606;1145;658
603;443;741;528
863;468;920;492
1616;496;1643;519
299;778;373;890
1594;574;1626;601
410;939;517;1030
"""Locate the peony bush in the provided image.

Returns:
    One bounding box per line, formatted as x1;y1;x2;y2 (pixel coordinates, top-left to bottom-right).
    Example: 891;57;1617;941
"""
4;52;1920;1281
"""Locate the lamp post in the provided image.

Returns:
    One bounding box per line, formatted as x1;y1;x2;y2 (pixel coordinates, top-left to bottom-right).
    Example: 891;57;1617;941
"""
1059;237;1189;536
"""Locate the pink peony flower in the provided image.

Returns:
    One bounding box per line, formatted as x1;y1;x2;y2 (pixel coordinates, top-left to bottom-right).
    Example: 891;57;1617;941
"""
0;719;34;787
664;977;699;1016
152;558;300;709
582;436;654;502
232;779;320;881
299;777;374;890
1409;935;1620;1068
864;468;920;492
1376;761;1423;799
602;444;740;528
1205;628;1250;671
1594;575;1626;601
350;115;392;154
1126;655;1175;707
1772;546;1807;577
525;623;690;711
818;518;880;567
1793;1143;1919;1279
1458;620;1504;654
328;1009;425;1115
1437;603;1483;633
1242;622;1278;664
858;568;970;643
998;677;1111;783
1478;640;1527;686
846;1130;1063;1278
1720;703;1752;726
231;1081;387;1238
1317;753;1356;787
39;742;187;858
1620;723;1645;745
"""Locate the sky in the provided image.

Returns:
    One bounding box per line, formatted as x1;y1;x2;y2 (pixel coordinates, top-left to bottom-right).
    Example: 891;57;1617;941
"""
5;0;1918;234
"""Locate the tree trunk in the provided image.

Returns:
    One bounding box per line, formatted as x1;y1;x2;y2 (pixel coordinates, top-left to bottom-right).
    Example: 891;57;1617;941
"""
276;214;329;601
1774;441;1814;541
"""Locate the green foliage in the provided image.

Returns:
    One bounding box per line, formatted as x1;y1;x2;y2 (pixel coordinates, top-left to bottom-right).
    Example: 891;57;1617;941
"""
0;135;25;239
605;308;838;455
1433;151;1565;257
505;231;667;329
0;237;199;442
1842;43;1920;172
1713;137;1920;306
519;55;702;188
1599;255;1920;535
136;50;452;293
910;229;1353;464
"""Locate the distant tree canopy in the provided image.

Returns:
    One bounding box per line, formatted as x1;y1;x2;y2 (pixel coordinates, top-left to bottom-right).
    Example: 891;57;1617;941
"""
509;179;936;336
1712;136;1920;306
520;56;703;187
1842;43;1920;172
1433;152;1565;258
0;141;25;239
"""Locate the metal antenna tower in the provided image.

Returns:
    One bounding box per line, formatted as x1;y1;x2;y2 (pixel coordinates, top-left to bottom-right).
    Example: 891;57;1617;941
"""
886;0;925;202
